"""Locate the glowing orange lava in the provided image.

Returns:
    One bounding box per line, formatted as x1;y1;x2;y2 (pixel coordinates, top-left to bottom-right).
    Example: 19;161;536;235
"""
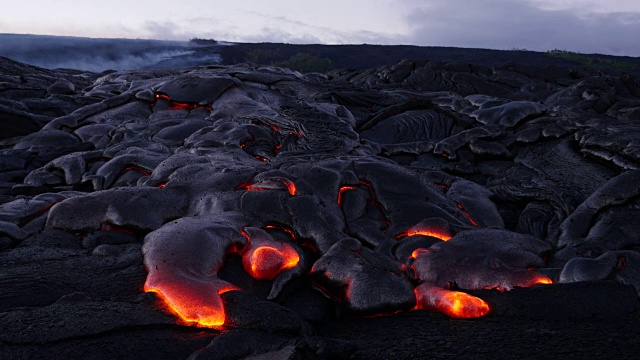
481;274;553;292
236;177;297;195
153;92;212;112
264;224;296;241
337;185;357;206
414;283;490;319
144;277;238;328
456;203;478;227
279;178;297;196
242;244;300;280
410;248;430;260
395;229;452;242
531;276;553;285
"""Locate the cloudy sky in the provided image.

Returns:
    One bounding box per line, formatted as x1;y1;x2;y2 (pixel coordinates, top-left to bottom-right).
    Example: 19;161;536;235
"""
2;0;640;56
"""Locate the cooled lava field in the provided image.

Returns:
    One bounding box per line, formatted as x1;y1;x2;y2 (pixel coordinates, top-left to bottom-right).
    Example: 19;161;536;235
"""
1;54;640;359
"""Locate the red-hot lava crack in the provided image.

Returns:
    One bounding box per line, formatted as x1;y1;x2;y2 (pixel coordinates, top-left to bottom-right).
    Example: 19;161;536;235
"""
120;165;152;177
238;120;304;162
235;177;297;196
337;180;391;232
151;92;212;112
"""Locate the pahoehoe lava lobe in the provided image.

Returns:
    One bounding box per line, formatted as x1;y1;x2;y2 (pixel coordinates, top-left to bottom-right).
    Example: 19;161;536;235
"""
1;54;640;359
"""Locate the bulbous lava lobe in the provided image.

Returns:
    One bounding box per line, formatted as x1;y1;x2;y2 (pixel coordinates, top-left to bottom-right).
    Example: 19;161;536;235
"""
311;238;416;314
240;227;300;281
560;250;640;295
411;228;552;291
45;187;189;233
142;214;249;327
414;282;490;319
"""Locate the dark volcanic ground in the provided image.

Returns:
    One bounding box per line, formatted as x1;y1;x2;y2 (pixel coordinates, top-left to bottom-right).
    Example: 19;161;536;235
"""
1;49;640;360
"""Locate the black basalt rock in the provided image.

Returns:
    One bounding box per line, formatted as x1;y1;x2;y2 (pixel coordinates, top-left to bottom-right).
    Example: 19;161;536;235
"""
1;56;640;359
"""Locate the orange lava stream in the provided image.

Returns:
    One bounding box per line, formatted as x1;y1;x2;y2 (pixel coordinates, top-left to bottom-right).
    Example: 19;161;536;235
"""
395;228;452;242
242;244;300;280
414;283;490;319
144;280;238;328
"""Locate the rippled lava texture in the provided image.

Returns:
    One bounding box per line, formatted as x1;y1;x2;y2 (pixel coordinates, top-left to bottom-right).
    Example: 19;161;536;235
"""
1;55;640;359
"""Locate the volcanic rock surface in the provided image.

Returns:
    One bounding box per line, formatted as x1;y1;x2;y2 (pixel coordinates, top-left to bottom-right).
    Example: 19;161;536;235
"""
1;55;640;359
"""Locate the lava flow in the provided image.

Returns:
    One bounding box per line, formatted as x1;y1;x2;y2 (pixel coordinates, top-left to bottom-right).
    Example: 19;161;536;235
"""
414;282;490;319
242;244;300;280
337;180;391;230
153;93;212;112
480;273;553;292
236;177;297;196
337;185;358;206
144;280;237;327
456;203;479;227
394;228;452;242
120;165;152;177
237;227;300;281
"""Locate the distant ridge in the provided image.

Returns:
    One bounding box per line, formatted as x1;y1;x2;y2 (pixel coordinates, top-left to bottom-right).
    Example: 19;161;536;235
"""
0;33;638;75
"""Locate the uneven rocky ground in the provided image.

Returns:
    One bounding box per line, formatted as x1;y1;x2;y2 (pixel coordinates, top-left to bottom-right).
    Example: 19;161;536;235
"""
1;55;640;359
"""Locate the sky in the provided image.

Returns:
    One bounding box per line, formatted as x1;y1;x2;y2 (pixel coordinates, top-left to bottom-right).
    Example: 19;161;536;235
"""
1;0;640;56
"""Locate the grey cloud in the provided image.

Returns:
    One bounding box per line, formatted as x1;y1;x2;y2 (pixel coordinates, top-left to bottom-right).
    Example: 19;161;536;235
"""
144;21;181;40
240;12;401;45
401;0;640;56
240;27;325;44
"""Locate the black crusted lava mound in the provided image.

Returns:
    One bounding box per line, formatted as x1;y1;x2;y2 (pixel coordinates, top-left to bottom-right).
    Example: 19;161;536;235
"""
1;55;640;359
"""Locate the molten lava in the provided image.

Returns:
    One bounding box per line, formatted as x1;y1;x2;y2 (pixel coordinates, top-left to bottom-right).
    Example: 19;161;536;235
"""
531;276;553;285
480;273;553;291
144;277;238;328
337;180;391;230
410;248;430;260
236;177;297;196
337;185;358;206
153;92;212;112
414;283;490;319
264;224;296;241
121;165;152;177
395;228;452;242
456;203;478;227
242;244;300;280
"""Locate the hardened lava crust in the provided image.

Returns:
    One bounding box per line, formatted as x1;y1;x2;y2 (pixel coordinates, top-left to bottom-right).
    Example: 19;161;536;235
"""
1;55;640;359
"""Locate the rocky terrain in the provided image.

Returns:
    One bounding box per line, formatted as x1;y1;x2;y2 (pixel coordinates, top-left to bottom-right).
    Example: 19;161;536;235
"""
1;52;640;359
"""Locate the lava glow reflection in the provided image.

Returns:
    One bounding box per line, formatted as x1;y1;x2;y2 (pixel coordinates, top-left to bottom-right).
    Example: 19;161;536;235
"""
414;283;490;319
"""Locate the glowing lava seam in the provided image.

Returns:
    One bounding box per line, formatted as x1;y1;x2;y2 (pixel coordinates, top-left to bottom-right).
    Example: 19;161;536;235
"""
394;229;452;242
143;282;238;328
414;283;490;319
